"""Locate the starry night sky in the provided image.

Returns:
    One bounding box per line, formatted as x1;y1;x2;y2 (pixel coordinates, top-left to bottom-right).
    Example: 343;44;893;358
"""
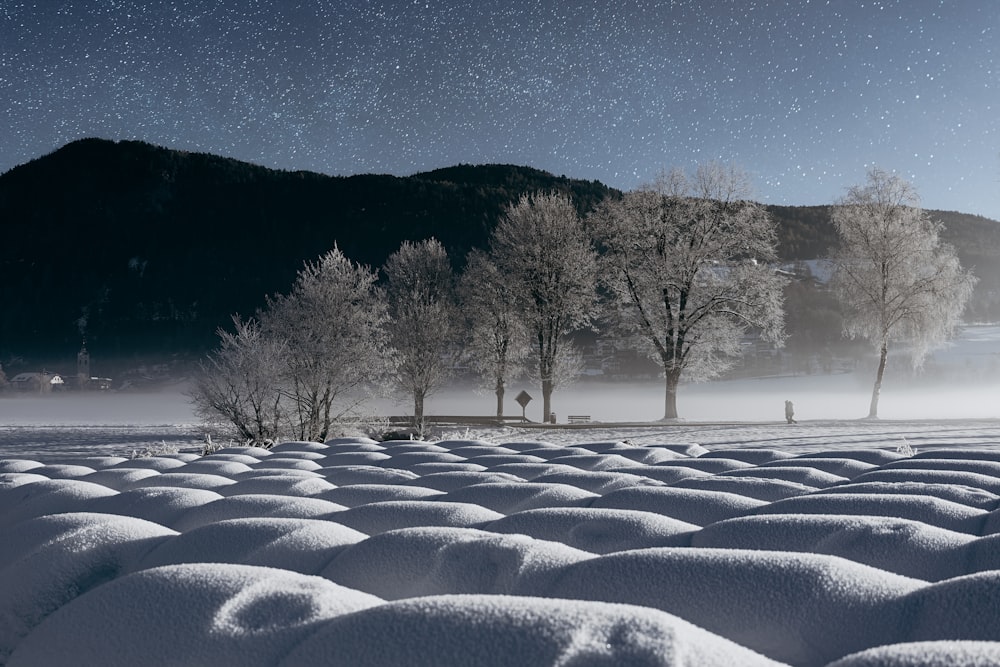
3;1;998;219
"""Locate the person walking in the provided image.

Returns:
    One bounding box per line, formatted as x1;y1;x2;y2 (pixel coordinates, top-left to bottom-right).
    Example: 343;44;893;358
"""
784;400;797;424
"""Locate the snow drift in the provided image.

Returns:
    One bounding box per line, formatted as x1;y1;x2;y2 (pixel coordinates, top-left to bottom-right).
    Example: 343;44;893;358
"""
4;434;1000;666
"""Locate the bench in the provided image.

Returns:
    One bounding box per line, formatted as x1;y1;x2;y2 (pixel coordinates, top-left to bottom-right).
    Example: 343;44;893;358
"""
567;415;591;424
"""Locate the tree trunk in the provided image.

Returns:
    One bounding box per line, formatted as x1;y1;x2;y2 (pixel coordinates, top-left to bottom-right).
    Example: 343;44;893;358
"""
495;378;505;422
542;378;554;423
868;339;888;418
414;391;425;435
663;369;681;420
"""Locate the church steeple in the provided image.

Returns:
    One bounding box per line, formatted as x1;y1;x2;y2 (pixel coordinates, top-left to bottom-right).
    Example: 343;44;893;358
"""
77;340;90;389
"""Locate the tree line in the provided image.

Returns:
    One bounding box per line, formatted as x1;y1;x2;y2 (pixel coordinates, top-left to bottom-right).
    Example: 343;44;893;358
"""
191;164;975;443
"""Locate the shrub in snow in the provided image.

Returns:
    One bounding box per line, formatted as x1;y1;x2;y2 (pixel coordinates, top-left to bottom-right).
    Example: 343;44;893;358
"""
816;481;1000;510
542;546;923;666
82;487;224;530
0;460;45;473
277;594;787;667
0;472;51;490
318;464;419;486
0;512;176;663
216;475;334;498
672;475;817;502
27;464;97;479
399;470;523;493
331;500;503;535
852;469;1000;494
138;517;366;575
125;472;237;492
826;640;1000;667
591;486;767;526
750;493;988;535
484;507;697;553
171;494;346;532
530;470;666;494
80;467;163;491
7;563;383;667
317;483;443;508
438;481;597;514
322;526;592;599
895;571;1000;644
691;513;975;581
0;479;119;529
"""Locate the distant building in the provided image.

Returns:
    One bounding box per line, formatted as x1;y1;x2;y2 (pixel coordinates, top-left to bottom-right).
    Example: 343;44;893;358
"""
70;341;112;390
10;372;64;393
89;376;113;390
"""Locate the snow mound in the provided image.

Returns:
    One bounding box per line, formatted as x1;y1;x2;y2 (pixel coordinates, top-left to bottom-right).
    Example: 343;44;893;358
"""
0;512;176;663
0;478;119;529
278;594;787;667
7;563;382;667
826;641;1000;666
217;474;335;497
816;481;1000;509
691;513;976;580
331;500;503;534
592;486;767;525
318;464;419;485
401;470;524;492
672;474;817;501
138;517;366;573
323;526;592;599
317;482;443;507
171;493;346;531
543;546;923;666
438;481;597;513
484;507;697;553
81;486;224;529
5;433;1000;665
752;492;988;534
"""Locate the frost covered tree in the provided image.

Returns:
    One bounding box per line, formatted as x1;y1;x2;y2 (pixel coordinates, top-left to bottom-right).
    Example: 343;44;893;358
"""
458;249;531;420
830;168;976;418
384;238;457;433
191;246;390;444
264;245;391;442
490;192;598;422
590;163;786;420
190;315;286;446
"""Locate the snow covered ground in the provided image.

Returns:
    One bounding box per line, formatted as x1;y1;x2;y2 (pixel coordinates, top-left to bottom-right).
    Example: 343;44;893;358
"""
4;326;1000;665
4;418;1000;665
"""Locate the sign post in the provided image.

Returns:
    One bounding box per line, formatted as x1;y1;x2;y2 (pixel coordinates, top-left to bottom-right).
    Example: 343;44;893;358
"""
514;390;532;422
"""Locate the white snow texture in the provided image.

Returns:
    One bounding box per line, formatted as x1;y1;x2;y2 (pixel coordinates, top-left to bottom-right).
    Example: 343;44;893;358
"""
4;433;1000;666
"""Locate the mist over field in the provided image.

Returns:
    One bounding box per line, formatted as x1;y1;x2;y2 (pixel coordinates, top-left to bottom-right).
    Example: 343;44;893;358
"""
2;372;998;429
1;324;998;428
384;373;1000;424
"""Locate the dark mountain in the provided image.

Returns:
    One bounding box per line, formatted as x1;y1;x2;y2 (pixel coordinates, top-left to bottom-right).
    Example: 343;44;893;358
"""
2;138;998;367
767;204;1000;321
0;139;612;363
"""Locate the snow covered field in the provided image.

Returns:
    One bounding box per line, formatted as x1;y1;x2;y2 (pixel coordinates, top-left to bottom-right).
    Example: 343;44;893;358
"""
4;326;1000;665
4;416;1000;665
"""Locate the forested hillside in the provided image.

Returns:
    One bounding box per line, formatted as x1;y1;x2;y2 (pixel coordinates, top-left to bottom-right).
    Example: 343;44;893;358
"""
0;139;611;362
1;138;997;366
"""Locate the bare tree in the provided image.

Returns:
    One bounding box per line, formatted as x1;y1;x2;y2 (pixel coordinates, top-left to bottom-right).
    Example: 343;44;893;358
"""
458;249;531;420
383;238;457;433
590;163;786;420
190;247;390;444
264;245;391;442
190;315;286;446
831;168;976;418
490;192;598;422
